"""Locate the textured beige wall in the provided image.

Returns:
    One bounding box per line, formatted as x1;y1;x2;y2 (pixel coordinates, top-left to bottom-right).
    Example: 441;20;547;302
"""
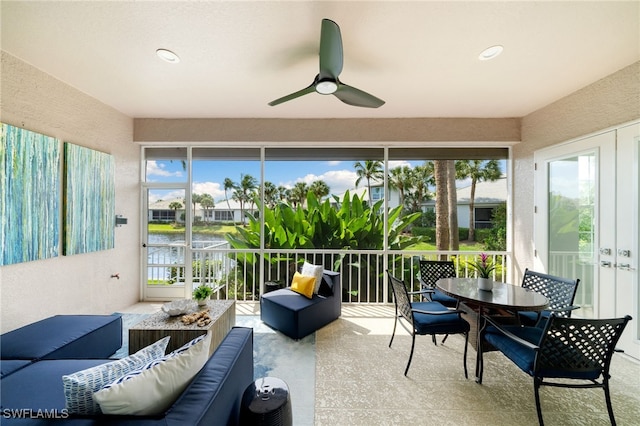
513;61;640;281
134;117;521;143
0;52;140;332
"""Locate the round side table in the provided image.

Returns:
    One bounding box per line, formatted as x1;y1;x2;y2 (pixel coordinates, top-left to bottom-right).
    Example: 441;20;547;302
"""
240;377;292;426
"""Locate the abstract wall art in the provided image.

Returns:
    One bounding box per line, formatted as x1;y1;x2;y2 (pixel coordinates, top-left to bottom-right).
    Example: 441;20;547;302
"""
63;142;115;255
1;123;61;265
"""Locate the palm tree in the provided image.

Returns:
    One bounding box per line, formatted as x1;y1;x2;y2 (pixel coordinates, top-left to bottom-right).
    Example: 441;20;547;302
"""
434;160;450;254
410;163;434;212
446;160;459;250
354;160;384;205
188;194;202;223
276;185;288;201
223;178;235;211
455;160;502;241
309;180;330;200
240;174;258;213
168;201;183;225
262;181;278;208
388;166;414;211
290;182;309;208
232;174;258;223
199;193;214;222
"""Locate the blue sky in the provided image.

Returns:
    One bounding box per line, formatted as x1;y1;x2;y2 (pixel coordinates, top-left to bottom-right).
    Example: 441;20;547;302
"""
146;159;416;203
146;158;507;204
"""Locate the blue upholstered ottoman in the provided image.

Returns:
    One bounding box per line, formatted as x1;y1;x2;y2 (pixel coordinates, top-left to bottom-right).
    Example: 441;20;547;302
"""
1;314;122;361
261;271;341;339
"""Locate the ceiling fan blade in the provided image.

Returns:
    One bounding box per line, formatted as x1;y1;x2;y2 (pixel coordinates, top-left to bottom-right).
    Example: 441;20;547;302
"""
319;18;343;79
333;83;385;108
268;83;316;106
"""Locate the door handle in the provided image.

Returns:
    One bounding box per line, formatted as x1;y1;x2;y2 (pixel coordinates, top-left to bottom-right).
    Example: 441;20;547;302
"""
600;261;612;268
617;263;636;271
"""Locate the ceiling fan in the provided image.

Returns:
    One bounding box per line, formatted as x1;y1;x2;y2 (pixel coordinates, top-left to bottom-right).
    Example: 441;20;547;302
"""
268;18;385;109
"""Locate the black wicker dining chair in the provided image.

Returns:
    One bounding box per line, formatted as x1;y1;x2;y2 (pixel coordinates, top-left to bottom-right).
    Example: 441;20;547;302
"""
387;270;469;377
480;313;631;426
418;260;459;308
518;269;580;327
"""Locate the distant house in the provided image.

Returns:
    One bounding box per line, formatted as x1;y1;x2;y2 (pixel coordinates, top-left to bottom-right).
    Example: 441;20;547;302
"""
330;179;506;229
148;198;251;223
147;198;184;223
424;177;507;229
329;183;401;209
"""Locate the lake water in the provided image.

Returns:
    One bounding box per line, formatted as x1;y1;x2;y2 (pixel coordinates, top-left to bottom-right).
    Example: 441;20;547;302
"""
148;233;226;245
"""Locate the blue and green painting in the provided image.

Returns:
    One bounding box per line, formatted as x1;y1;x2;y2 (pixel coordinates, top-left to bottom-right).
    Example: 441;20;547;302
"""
63;142;115;255
1;123;61;265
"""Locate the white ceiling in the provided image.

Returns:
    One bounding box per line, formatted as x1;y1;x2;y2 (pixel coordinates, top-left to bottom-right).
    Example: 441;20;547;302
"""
2;1;638;119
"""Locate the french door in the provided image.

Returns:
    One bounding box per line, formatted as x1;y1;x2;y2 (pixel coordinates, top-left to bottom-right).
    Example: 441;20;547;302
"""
534;122;639;359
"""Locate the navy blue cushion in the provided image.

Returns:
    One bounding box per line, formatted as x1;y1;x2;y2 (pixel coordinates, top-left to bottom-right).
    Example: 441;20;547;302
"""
166;327;254;426
431;289;459;307
0;328;255;426
0;360;32;378
485;325;602;380
518;310;541;325
484;325;544;374
1;359;110;411
411;301;470;335
1;315;122;360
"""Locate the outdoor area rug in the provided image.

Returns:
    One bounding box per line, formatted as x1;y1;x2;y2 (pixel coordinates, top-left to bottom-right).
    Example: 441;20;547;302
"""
111;312;149;358
236;315;316;426
113;313;315;426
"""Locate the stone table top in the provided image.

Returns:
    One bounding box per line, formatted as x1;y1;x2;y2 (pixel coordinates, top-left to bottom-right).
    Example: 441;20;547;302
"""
131;300;235;331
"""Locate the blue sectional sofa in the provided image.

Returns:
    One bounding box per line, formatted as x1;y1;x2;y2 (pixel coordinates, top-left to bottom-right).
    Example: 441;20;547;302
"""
261;270;341;339
1;315;254;425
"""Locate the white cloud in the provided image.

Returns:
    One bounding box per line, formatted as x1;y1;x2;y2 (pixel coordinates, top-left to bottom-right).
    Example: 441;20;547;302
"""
146;160;183;178
388;160;413;169
276;169;357;196
148;190;184;204
289;170;359;195
192;182;225;200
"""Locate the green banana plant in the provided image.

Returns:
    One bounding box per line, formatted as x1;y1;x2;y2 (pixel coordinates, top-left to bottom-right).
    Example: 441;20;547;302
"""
225;191;423;296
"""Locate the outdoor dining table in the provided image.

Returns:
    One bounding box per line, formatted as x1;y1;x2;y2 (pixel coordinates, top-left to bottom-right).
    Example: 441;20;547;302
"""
436;277;549;382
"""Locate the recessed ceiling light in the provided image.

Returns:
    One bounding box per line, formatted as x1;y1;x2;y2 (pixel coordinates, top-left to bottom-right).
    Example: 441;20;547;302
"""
156;48;180;63
479;45;504;61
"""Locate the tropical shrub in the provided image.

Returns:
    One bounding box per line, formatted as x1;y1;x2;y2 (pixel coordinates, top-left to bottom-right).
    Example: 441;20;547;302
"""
483;203;507;251
225;191;423;298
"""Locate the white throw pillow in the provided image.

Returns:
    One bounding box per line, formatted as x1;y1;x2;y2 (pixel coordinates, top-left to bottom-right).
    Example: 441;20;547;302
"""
93;333;211;415
301;261;324;294
62;336;170;415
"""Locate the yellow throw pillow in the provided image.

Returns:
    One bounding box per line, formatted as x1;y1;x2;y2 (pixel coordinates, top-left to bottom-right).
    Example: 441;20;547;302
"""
290;272;316;299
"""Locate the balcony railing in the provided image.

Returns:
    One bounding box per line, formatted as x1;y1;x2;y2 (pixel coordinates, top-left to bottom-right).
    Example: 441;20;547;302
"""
148;245;509;303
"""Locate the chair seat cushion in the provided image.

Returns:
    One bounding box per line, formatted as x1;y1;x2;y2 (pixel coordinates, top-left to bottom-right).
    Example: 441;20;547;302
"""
518;310;542;325
432;289;458;307
485;324;602;380
484;325;543;374
411;301;470;335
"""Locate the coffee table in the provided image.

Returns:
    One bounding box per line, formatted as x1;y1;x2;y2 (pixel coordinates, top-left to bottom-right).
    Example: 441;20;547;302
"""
128;300;235;356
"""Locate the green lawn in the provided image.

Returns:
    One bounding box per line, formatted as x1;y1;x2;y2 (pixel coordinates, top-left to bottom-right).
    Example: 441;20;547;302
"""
148;223;486;251
408;241;485;251
149;223;486;250
148;223;239;236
